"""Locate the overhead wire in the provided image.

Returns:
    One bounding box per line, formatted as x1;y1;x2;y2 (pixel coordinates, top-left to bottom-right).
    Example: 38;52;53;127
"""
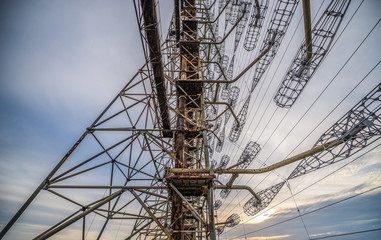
215;0;292;190
202;1;378;237
220;53;380;222
211;0;278;208
232;0;368;204
255;0;366;155
218;8;379;223
262;15;380;171
216;0;276;159
275;59;380;239
223;0;362;181
216;0;327;218
286;181;311;240
228;141;381;236
237;183;381;238
219;0;287;157
309;228;381;240
217;0;324;182
219;0;372;212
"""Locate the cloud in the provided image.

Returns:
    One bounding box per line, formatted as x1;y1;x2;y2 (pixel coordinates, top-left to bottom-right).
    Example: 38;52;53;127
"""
230;190;381;239
247;209;277;224
0;222;104;240
309;231;341;237
234;235;291;240
1;0;381;239
0;0;147;125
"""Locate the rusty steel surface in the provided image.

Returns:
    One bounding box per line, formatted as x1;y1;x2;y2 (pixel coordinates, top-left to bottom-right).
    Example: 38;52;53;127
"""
140;0;171;130
1;1;380;240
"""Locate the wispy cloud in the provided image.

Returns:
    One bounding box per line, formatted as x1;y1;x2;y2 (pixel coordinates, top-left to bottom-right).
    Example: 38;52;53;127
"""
309;231;342;237
1;0;381;239
234;235;291;240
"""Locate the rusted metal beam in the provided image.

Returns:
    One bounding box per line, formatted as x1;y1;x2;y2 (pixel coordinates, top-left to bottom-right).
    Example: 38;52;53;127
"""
168;182;206;225
130;190;173;240
0;131;89;239
140;0;171;130
200;5;247;44
254;0;260;19
202;129;217;240
214;185;261;204
199;0;232;24
48;185;167;189
302;0;312;63
225;173;239;188
33;190;124;240
206;101;240;126
199;41;274;84
125;220;154;240
175;0;180;41
169;137;349;175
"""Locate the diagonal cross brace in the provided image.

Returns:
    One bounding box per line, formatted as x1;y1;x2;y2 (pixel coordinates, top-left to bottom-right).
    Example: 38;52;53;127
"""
168;182;206;226
129;190;173;240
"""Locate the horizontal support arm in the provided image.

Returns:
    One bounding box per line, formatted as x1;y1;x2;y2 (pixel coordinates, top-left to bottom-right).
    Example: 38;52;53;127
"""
214;185;261;204
48;185;167;189
196;42;274;84
205;101;240;126
200;4;247;45
169;138;346;175
199;0;232;24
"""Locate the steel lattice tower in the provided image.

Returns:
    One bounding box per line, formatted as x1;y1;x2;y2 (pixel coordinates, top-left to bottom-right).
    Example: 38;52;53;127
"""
1;0;380;239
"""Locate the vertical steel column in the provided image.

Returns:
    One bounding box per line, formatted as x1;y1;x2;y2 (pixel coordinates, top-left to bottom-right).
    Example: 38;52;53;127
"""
176;95;187;166
172;95;187;240
175;0;181;41
203;130;216;240
302;0;312;62
171;0;203;239
82;215;85;240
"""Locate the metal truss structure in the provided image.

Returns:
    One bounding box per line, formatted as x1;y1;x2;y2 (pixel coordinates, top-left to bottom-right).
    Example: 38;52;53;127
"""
243;0;269;51
289;83;381;179
274;0;351;107
243;182;286;216
228;0;301;142
229;96;250;142
244;83;381;217
250;0;300;93
1;0;380;239
236;141;261;169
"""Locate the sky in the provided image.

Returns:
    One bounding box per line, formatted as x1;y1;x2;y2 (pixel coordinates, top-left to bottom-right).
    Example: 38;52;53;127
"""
0;0;380;239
